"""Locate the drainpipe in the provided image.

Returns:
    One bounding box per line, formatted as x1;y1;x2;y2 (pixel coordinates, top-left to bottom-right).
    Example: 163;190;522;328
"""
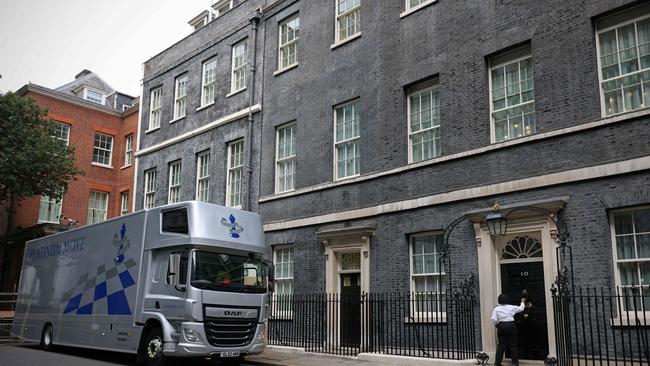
245;8;261;211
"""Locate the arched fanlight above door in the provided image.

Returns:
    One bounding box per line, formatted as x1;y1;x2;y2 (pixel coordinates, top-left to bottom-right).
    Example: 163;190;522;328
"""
500;236;543;260
340;252;361;270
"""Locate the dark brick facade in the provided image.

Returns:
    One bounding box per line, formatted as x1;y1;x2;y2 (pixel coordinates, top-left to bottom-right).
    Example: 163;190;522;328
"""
136;0;650;355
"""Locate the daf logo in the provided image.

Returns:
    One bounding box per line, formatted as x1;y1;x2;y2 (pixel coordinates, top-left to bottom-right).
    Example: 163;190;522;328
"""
205;307;258;319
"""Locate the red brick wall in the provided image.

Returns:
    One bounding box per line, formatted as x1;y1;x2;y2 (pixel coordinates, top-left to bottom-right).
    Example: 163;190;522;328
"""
116;110;138;215
6;91;139;230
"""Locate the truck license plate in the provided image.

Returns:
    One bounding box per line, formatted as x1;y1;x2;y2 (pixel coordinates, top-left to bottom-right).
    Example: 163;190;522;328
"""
220;351;240;358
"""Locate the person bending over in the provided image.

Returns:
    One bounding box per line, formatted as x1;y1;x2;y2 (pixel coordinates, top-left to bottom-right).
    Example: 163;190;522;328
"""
491;294;525;366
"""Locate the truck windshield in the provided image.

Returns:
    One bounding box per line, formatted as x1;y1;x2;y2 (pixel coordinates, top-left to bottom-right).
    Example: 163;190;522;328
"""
191;250;266;293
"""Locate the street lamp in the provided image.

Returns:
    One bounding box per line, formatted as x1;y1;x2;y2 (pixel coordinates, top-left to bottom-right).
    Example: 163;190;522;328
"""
486;203;507;236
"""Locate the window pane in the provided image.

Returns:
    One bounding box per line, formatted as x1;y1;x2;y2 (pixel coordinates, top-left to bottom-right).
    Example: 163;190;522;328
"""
638;234;650;258
39;195;62;223
634;209;650;233
414;276;428;292
413;255;423;274
87;191;108;224
618;24;639;74
619;262;638;285
334;102;360;179
491;56;535;142
617;235;636;259
424;254;438;274
227;141;244;207
641;262;650;287
615;212;634;234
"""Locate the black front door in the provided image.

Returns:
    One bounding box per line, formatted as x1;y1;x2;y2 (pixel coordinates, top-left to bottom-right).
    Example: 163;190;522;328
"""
340;273;361;347
500;261;548;360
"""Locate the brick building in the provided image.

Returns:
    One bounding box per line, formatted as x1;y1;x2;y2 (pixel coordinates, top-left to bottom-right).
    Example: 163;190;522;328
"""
0;70;139;292
135;0;650;363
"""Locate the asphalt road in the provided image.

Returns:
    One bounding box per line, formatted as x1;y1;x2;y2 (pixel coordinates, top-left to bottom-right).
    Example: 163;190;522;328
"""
0;344;271;366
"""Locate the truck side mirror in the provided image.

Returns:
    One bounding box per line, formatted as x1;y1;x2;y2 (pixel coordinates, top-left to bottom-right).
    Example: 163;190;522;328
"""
168;253;181;287
268;265;275;293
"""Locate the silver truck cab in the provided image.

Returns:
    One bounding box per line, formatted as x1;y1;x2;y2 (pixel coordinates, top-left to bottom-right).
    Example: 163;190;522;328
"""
139;202;271;364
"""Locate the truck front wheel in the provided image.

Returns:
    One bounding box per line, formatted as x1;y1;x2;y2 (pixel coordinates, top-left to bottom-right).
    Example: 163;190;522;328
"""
40;324;54;351
144;328;167;366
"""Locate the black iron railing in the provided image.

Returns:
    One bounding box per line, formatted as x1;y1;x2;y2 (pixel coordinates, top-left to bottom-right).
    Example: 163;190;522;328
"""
268;292;477;359
551;285;650;366
0;292;16;344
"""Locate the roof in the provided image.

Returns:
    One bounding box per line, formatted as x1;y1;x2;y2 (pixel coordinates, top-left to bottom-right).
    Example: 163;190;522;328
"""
56;70;116;96
16;83;138;117
189;10;211;27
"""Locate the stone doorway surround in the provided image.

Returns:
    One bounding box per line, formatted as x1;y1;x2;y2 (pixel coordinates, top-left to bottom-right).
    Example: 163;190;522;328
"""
466;197;568;361
316;225;375;347
317;225;375;294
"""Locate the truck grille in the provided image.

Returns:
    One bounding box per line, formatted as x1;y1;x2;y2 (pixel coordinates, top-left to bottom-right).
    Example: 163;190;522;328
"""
204;317;258;347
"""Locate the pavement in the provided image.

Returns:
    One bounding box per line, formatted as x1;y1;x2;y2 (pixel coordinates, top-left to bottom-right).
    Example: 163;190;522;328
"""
0;344;374;366
1;342;496;365
247;348;371;365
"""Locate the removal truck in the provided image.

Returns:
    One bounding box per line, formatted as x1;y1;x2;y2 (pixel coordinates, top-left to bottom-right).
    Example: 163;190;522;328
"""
12;201;271;365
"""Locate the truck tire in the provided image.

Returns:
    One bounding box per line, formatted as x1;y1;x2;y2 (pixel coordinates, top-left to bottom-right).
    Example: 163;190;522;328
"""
144;327;167;366
40;324;54;351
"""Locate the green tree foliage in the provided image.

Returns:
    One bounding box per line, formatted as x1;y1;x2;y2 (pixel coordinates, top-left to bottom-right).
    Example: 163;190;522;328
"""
0;91;83;213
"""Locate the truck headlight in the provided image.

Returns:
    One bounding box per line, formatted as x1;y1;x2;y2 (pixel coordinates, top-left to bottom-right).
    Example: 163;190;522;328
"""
183;328;203;343
256;323;265;341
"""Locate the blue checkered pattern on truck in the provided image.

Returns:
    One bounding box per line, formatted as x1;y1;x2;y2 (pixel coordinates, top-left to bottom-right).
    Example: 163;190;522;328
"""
62;223;137;316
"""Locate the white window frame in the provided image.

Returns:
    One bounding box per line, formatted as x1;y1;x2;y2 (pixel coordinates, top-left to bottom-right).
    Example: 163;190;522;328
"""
214;0;234;17
272;246;294;319
407;82;441;163
488;51;535;143
335;0;361;44
92;132;113;167
83;87;105;105
149;87;162;131
609;206;650;315
201;57;218;108
196;151;211;202
144;169;157;209
333;100;361;181
409;232;447;321
278;15;300;71
87;190;108;224
124;134;133;167
275;123;296;193
596;13;650;117
168;161;182;204
38;195;62;223
231;39;248;94
52;122;70;145
173;74;188;120
402;0;437;17
120;191;129;216
226;139;244;208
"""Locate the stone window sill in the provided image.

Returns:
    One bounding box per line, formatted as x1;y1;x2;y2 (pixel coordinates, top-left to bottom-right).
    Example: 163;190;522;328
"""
169;116;185;124
331;32;361;50
400;0;438;19
227;88;246;98
274;63;299;76
196;102;214;112
91;162;113;169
